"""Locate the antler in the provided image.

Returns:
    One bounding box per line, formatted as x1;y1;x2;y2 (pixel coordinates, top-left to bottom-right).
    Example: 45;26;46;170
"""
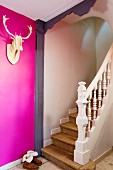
3;15;15;38
3;15;32;40
22;25;32;40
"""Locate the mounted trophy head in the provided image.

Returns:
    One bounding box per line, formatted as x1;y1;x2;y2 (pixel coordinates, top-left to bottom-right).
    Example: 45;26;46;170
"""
3;15;32;64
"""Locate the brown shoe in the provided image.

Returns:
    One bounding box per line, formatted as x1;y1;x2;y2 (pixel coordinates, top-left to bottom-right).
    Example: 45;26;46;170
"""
32;157;42;166
23;161;39;169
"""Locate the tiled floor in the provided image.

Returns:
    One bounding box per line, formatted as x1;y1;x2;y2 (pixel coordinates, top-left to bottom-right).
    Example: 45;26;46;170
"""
9;157;62;170
9;152;113;170
96;152;113;170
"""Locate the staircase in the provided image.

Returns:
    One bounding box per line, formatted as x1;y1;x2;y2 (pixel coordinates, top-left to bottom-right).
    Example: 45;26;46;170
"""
42;44;113;170
42;111;96;170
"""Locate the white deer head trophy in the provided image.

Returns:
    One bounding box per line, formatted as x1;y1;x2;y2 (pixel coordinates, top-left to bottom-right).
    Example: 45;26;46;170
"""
3;15;32;64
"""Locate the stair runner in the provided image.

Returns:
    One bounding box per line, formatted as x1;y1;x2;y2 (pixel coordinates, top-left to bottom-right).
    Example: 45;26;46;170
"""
41;112;96;170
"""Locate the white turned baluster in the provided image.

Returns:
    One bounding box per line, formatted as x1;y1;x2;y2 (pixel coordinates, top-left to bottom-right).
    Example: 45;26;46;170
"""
102;71;107;98
93;87;97;121
74;82;90;165
88;94;92;133
98;79;102;109
107;62;111;86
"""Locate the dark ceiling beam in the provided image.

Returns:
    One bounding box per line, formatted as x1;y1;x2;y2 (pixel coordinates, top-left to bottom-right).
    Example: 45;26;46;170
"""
45;0;96;32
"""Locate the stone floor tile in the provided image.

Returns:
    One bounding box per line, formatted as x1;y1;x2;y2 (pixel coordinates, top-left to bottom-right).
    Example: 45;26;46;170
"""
38;157;48;164
39;162;62;170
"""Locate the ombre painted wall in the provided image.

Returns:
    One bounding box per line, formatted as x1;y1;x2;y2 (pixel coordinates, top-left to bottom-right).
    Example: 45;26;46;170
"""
0;6;36;166
44;19;96;141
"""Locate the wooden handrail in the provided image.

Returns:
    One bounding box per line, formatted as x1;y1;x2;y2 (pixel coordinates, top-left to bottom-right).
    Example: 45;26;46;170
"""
85;44;113;99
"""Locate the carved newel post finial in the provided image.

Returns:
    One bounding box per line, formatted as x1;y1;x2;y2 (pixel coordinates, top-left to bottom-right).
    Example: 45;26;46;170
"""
74;82;90;165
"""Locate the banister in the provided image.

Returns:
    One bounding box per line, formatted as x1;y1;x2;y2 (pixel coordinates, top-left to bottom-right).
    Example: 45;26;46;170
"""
74;43;113;165
85;44;113;99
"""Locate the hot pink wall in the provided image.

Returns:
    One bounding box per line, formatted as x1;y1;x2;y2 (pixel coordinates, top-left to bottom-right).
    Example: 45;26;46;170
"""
0;5;36;166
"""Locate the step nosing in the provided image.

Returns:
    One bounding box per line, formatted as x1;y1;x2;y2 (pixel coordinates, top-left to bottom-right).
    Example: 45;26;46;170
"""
60;123;78;131
52;137;75;146
51;133;76;146
69;113;78;118
42;145;96;170
41;145;82;169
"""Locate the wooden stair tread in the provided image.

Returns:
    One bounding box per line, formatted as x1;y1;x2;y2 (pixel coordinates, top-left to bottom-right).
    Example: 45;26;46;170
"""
41;145;96;170
42;145;81;169
80;160;96;170
69;113;78;118
51;132;76;146
60;122;78;131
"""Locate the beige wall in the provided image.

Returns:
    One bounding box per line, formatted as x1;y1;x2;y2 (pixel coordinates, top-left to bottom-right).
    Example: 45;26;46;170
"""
96;18;113;71
44;18;96;140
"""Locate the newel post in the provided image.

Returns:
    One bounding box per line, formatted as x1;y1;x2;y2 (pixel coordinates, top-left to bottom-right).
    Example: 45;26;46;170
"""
74;82;90;165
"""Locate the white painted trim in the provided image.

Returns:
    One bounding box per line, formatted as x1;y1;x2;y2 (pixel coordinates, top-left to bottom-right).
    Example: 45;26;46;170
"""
85;44;112;99
94;147;113;164
60;117;69;124
0;159;22;170
51;127;61;135
43;139;53;147
68;108;77;114
42;0;84;21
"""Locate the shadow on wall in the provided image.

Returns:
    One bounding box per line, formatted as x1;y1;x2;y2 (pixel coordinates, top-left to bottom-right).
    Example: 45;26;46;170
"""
90;103;113;160
93;0;108;13
95;17;113;71
62;15;113;73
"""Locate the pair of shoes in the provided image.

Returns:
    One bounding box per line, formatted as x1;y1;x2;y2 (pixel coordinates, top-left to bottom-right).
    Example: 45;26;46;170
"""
23;161;39;169
23;157;42;169
33;157;42;166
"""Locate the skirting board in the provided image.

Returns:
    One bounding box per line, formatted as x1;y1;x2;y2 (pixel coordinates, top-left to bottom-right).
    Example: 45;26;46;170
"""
43;139;53;147
51;127;61;135
68;108;77;114
94;147;113;164
60;117;69;124
0;158;22;170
